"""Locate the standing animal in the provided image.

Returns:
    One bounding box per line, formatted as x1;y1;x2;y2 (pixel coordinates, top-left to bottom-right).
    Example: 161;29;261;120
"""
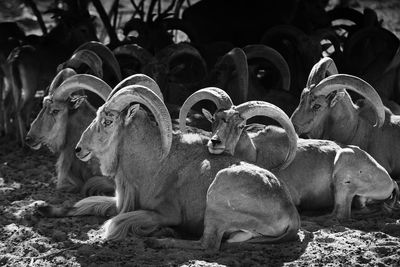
291;57;400;180
179;87;400;219
39;85;300;251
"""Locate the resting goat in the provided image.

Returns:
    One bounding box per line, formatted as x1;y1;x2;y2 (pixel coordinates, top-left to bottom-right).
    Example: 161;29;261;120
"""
26;67;161;194
179;87;400;219
291;57;400;180
40;85;300;251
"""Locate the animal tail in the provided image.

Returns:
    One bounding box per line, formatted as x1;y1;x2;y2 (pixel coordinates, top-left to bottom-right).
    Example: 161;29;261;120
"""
383;180;400;213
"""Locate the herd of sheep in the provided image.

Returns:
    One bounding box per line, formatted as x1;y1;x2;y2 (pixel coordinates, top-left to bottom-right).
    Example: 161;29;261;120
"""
1;0;400;252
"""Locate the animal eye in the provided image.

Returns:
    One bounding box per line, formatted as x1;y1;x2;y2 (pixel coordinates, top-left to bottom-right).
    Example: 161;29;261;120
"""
238;124;245;129
221;118;227;123
312;104;321;111
102;119;112;127
51;109;60;115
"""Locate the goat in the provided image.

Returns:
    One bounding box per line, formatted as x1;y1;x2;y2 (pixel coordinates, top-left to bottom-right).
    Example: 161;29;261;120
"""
7;9;98;145
180;87;400;220
26;70;161;195
25;71;114;194
291;57;400;180
39;85;300;251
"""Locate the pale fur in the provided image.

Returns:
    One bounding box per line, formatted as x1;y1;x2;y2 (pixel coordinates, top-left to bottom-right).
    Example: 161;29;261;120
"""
27;99;114;195
291;87;400;180
72;105;300;250
207;108;399;219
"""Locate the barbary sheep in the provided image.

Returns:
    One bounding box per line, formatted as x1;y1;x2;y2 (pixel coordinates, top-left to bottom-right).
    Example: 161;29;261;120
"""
291;57;400;180
179;87;400;219
39;84;300;251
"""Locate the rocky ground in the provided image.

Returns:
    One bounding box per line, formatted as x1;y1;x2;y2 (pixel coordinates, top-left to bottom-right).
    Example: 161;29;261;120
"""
1;0;400;266
1;136;400;267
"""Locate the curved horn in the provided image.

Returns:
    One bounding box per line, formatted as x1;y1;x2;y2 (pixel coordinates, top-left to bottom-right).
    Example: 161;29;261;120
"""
179;87;233;133
216;47;249;104
108;74;163;101
48;68;77;95
64;49;103;78
113;44;153;69
243;44;291;91
155;43;207;77
312;74;385;127
106;85;172;159
306;57;338;88
52;74;112;101
236;101;298;170
75;41;122;83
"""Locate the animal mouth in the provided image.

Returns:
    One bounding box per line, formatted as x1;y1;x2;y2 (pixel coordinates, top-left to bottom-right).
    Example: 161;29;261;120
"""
77;151;92;162
26;140;42;150
208;145;226;154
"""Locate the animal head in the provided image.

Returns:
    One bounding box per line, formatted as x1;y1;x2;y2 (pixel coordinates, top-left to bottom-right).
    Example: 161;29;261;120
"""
179;87;298;170
75;85;172;176
25;69;112;152
291;72;385;139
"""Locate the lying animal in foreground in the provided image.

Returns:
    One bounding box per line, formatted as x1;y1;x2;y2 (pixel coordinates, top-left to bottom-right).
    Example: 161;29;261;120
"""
39;85;300;251
179;87;400;219
291;57;400;180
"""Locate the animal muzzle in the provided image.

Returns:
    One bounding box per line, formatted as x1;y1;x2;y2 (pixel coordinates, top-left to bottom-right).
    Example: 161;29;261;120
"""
207;137;225;154
25;135;42;150
75;146;92;162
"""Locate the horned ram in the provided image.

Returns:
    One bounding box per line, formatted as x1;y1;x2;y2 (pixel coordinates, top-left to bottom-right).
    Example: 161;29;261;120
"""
179;87;400;219
26;56;160;194
39;84;300;251
291;57;400;180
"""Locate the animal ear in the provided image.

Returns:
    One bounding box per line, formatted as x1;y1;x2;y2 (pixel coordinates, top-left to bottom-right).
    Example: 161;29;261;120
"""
125;104;140;126
70;95;86;109
202;108;214;123
328;91;345;108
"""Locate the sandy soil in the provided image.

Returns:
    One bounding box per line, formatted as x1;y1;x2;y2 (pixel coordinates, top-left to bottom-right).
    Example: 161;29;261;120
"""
1;0;400;266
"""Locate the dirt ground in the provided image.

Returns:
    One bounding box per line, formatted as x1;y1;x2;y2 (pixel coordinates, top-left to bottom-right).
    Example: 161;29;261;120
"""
2;0;400;266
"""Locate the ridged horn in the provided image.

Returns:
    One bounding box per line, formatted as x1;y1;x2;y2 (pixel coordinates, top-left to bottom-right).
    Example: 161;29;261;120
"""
236;101;298;170
216;47;248;104
105;85;172;159
156;43;207;78
306;57;338;88
64;49;103;78
312;74;385;127
179;87;233;133
48;68;77;95
243;44;291;91
52;74;112;101
75;41;122;83
108;74;163;101
113;44;153;69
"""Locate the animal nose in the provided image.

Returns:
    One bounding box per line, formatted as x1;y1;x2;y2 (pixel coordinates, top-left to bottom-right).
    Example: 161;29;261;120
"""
75;147;82;153
210;138;221;146
25;135;32;143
